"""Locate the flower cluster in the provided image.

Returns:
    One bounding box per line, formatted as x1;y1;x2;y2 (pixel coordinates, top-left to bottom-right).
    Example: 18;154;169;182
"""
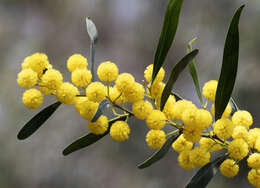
17;52;260;187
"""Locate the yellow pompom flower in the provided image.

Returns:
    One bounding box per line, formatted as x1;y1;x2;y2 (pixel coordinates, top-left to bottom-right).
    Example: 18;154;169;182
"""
248;169;260;187
182;107;198;126
146;110;166;130
232;125;249;141
71;68;92;87
78;99;98;120
86;82;106;103
88;115;108;135
67;54;88;72
115;73;135;92
162;95;176;120
56;82;79;105
255;137;260;152
24;53;50;76
178;150;195;170
196;109;212;129
228;138;249;160
172;134;193;153
220;159;239;178
132;100;153;120
74;96;88;113
124;82;145;103
144;64;165;83
189;147;210;167
183;124;202;143
247;153;260;169
247;128;260;148
22;88;43;109
232;110;253;129
171;100;196;121
146;129;166;149
107;87;126;104
213;118;234;140
97;61;119;82
17;69;38;88
110;121;130;142
211;103;232;118
149;81;165;99
39;69;63;95
202;80;218;101
199;137;222;152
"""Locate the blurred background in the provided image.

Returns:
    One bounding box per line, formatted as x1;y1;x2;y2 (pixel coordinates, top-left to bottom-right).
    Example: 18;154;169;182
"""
0;0;260;187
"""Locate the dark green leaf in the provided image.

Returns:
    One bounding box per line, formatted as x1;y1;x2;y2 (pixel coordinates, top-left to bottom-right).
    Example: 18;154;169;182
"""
215;5;245;120
187;38;203;104
17;101;61;140
91;99;110;122
160;49;199;110
152;0;184;83
171;91;183;101
63;115;127;156
137;133;180;169
185;154;228;188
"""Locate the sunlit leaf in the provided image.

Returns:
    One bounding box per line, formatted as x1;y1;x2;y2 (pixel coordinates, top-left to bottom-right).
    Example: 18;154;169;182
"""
137;133;180;169
160;49;199;110
63;115;127;156
17;101;61;140
152;0;184;83
91;99;110;122
215;5;245;120
171;91;183;101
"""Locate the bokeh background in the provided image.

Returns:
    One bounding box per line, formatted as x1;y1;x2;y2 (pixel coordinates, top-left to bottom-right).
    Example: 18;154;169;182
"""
1;0;260;187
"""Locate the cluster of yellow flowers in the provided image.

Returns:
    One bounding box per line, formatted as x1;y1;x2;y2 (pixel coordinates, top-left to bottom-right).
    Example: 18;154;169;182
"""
17;52;260;187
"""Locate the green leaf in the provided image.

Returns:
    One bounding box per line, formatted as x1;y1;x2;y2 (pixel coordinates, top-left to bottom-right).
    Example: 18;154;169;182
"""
91;99;110;122
152;0;184;83
17;101;61;140
215;5;245;120
160;49;199;110
171;91;183;101
187;38;203;104
185;154;228;188
63;115;127;156
137;133;180;169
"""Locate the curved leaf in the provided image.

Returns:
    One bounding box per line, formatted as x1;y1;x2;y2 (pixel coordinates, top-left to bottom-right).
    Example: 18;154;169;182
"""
187;38;203;104
137;133;180;169
160;49;199;110
17;101;61;140
185;154;228;188
63;115;127;156
171;91;183;101
91;99;110;122
215;5;245;120
152;0;184;83
230;97;239;113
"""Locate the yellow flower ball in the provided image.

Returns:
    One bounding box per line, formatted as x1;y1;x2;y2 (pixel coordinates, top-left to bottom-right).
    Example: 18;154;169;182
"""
178;150;195;170
232;110;253;129
189;147;210;167
182;107;199;126
110;121;130;142
132;100;153;120
171;100;196;121
213;118;234;140
77;98;98;120
149;81;165;99
248;169;260;187
220;159;239;178
162;95;176;120
232;125;249;141
88;115;108;135
115;73;135;92
199;137;222;152
247;153;260;169
22;88;43;109
255;137;260;152
124;82;145;103
24;53;51;76
172;134;193;153
196;109;212;129
183;124;202;143
247;128;260;148
146;110;166;130
107;87;126;104
71;68;92;87
56;82;79;105
211;103;232;118
39;69;63;95
228;138;249;160
146;129;166;149
17;69;38;88
202;80;218;101
97;61;119;82
74;96;88;113
144;64;165;83
86;82;106;103
67;54;88;72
